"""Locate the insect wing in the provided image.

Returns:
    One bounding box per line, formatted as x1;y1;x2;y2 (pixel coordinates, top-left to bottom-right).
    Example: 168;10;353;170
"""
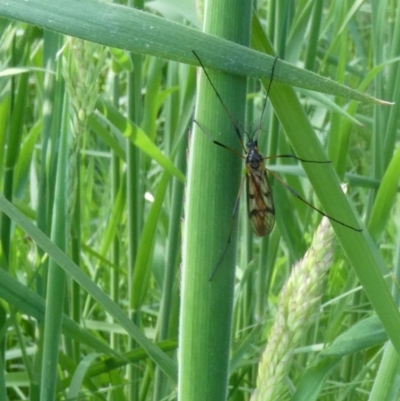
246;166;275;236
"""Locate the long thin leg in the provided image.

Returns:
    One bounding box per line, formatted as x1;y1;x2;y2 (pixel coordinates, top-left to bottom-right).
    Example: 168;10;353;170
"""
209;174;247;281
267;168;362;232
264;154;331;164
193;118;245;160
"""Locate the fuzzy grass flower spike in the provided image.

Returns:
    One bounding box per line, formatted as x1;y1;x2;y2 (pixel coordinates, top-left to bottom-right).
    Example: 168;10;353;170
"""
252;216;334;401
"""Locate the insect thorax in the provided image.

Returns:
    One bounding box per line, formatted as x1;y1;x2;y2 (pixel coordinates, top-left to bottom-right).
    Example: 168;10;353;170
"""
246;142;263;170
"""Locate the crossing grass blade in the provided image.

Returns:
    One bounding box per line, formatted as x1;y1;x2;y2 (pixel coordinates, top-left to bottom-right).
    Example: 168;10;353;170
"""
0;0;390;104
252;14;400;358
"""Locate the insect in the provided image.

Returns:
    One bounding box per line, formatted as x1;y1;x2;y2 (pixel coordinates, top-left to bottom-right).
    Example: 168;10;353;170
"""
192;51;362;281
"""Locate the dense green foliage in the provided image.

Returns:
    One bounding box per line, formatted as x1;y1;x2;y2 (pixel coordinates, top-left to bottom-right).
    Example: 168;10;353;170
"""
0;0;399;400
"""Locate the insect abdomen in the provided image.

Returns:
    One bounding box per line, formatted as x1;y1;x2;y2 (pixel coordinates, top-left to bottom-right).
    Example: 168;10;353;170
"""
246;166;275;236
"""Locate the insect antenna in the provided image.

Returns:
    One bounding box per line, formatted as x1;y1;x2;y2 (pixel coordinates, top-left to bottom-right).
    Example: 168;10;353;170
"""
256;56;279;135
192;50;246;152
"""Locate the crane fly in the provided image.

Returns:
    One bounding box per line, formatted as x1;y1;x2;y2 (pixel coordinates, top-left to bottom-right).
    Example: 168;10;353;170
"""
192;51;362;281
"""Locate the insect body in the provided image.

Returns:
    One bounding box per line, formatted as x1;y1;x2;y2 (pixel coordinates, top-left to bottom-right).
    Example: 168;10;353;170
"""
192;50;362;280
245;139;275;236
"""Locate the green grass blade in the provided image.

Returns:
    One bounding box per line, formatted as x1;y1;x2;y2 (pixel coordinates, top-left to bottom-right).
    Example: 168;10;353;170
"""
0;269;122;358
95;99;185;182
368;146;400;240
0;0;387;104
180;0;252;399
131;172;171;310
40;92;69;401
0;195;178;383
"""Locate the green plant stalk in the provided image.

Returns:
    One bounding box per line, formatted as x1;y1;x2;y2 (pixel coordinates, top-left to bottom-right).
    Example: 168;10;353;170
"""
0;95;9;184
126;110;141;399
383;72;400;163
39;92;69;401
1;68;28;266
126;55;142;270
383;2;400;161
142;56;163;143
29;30;63;401
274;0;289;57
383;1;400;165
154;154;184;401
131;172;171;309
0;354;6;401
37;31;63;245
0;43;28;397
368;145;400;240
179;1;252;400
369;344;400;401
328;18;348;180
70;154;81;363
153;66;195;401
163;61;180;156
126;29;143;282
304;0;323;70
126;0;143;395
110;73;121;351
371;0;387;182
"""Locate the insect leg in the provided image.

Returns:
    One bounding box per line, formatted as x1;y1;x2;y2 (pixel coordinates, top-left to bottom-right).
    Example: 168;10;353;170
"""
193;118;245;159
267;169;362;232
264;154;331;164
192;50;247;153
209;174;247;281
